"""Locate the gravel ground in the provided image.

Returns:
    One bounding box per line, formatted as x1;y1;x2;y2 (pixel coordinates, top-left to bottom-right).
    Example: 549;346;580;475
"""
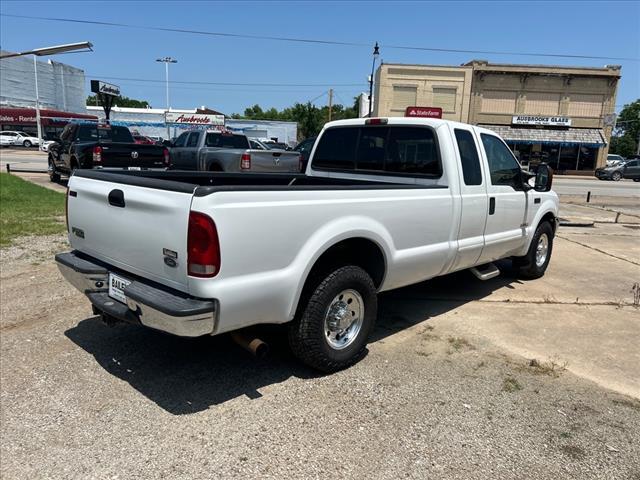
1;235;639;479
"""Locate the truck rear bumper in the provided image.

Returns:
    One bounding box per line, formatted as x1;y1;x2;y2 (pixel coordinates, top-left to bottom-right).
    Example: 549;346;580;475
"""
55;251;217;337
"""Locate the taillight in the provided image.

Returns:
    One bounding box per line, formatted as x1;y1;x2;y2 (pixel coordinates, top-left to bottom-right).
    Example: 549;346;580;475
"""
93;145;102;164
187;211;220;278
240;152;251;170
365;118;388;125
163;147;171;167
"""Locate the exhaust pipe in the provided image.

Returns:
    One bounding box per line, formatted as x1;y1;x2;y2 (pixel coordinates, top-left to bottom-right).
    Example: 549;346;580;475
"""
231;332;269;359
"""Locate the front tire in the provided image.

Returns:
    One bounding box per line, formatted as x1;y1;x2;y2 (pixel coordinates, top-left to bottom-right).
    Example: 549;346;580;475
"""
288;265;377;373
514;221;554;279
612;171;622;181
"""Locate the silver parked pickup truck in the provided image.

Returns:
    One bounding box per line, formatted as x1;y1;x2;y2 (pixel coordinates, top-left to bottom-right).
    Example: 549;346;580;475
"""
169;130;301;172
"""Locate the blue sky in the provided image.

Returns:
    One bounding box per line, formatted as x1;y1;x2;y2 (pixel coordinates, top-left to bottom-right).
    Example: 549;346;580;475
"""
1;1;638;114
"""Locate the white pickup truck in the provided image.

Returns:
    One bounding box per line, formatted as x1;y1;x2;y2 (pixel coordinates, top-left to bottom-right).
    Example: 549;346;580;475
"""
56;117;559;372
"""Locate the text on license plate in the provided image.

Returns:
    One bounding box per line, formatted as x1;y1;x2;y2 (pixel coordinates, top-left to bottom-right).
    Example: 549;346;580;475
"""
108;273;131;304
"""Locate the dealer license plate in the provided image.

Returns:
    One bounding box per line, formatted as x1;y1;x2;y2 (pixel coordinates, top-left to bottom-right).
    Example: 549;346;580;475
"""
128;166;141;171
108;273;131;304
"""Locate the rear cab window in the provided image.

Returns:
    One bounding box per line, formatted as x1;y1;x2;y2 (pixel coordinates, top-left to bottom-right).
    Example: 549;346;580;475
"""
76;125;133;143
205;133;250;149
312;125;441;177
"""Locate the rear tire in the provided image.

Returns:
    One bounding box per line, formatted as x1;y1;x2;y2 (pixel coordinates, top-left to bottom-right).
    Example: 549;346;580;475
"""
288;265;377;373
514;221;554;279
48;158;60;182
23;140;32;148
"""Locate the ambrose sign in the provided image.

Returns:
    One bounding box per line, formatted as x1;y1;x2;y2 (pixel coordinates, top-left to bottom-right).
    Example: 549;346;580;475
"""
405;106;443;119
165;112;225;126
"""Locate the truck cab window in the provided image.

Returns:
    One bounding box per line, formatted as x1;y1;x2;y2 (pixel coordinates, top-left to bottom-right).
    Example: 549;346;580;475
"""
480;133;522;189
311;127;358;170
174;132;189;147
385;127;440;176
454;129;482;185
187;132;201;147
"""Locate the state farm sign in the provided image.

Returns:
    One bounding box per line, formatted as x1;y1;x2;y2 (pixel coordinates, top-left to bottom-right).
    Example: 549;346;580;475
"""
405;106;443;119
165;112;225;126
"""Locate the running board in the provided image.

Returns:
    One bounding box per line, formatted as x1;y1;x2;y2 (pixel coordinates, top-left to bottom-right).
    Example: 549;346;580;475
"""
470;263;500;281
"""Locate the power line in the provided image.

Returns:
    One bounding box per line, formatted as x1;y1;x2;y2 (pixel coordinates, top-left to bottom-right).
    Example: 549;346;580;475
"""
1;13;638;62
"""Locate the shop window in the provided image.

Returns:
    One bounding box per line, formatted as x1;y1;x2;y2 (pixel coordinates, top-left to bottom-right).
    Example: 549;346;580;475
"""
481;90;516;114
391;86;417;112
568;94;603;117
524;92;560;115
432;87;457;113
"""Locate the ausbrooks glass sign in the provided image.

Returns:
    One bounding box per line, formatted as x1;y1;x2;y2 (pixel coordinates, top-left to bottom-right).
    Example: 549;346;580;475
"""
512;115;571;127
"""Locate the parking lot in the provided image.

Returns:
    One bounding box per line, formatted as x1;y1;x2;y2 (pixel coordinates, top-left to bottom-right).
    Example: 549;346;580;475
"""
1;186;638;479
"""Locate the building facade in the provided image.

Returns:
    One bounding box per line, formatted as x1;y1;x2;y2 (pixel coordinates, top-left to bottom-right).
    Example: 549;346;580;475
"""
0;51;87;113
373;60;621;173
466;61;620;173
373;63;473;122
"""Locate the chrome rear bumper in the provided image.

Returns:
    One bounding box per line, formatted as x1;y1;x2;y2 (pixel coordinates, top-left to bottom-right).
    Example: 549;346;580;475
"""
55;251;216;337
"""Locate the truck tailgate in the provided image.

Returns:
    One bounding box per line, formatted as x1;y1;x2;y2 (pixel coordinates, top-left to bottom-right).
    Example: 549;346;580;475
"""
100;143;167;169
66;173;194;292
249;150;300;172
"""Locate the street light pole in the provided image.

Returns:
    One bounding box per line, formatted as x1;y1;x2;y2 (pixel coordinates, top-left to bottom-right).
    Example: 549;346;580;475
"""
368;42;380;117
33;55;42;144
156;56;177;140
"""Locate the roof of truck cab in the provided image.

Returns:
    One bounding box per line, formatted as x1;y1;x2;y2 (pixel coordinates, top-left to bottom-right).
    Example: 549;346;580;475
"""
324;117;476;130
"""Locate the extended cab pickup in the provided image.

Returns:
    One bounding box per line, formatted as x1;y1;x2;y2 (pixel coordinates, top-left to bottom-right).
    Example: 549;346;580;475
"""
169;130;301;172
48;123;170;182
56;118;558;372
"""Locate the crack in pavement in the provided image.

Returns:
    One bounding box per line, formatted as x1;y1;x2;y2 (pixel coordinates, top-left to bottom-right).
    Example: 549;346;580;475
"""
388;296;639;307
557;234;640;266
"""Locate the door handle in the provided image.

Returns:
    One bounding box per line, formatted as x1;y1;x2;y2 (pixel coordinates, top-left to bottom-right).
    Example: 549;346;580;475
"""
489;197;496;215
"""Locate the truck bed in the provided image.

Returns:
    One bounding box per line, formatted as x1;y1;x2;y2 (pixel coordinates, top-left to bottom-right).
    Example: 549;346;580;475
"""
74;169;445;194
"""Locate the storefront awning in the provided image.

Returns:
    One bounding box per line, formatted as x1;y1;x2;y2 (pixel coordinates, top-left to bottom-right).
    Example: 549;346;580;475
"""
479;125;606;148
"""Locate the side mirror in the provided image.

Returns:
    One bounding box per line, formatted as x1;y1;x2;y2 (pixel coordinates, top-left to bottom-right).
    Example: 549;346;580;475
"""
534;163;554;192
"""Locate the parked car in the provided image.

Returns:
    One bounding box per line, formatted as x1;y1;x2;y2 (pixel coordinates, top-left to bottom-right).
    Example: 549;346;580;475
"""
606;154;626;167
169;130;301;172
595;159;640;181
293;136;317;171
0;131;40;148
40;140;56;152
47;123;170;182
132;134;156;145
57;117;558;372
264;141;292;151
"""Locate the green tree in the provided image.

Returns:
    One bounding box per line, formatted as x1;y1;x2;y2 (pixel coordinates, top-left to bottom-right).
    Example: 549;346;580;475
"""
609;99;639;157
86;95;151;108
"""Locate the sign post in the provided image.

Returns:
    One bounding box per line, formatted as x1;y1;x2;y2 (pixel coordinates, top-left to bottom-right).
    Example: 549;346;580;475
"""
90;80;121;123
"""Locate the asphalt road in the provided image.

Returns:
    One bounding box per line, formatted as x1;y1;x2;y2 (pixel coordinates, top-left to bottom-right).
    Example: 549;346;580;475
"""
1;149;638;197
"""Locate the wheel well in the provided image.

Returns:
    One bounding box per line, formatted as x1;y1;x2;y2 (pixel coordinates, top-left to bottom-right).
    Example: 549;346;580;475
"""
209;163;223;172
304;238;386;292
540;212;557;234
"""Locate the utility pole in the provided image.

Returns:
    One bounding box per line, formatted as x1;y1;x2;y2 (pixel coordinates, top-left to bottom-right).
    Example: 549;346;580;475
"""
368;42;380;117
328;89;333;122
156;56;177;140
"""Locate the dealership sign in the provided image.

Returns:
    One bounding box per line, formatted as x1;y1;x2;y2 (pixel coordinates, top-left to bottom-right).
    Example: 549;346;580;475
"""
512;115;571;127
90;80;121;97
165;112;225;126
405;106;443;119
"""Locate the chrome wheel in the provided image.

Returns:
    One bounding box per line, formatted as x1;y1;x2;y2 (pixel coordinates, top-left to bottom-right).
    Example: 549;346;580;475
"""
324;289;364;350
535;233;549;267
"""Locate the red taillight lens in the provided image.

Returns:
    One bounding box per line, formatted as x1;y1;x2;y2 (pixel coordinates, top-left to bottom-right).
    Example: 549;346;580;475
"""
365;118;388;125
187;211;220;278
163;147;171;167
240;153;251;170
93;145;102;164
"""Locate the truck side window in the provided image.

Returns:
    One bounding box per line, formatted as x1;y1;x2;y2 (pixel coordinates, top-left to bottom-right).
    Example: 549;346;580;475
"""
386;127;440;176
187;132;201;147
480;134;522;189
454;129;482;185
174;132;189;147
313;127;358;170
